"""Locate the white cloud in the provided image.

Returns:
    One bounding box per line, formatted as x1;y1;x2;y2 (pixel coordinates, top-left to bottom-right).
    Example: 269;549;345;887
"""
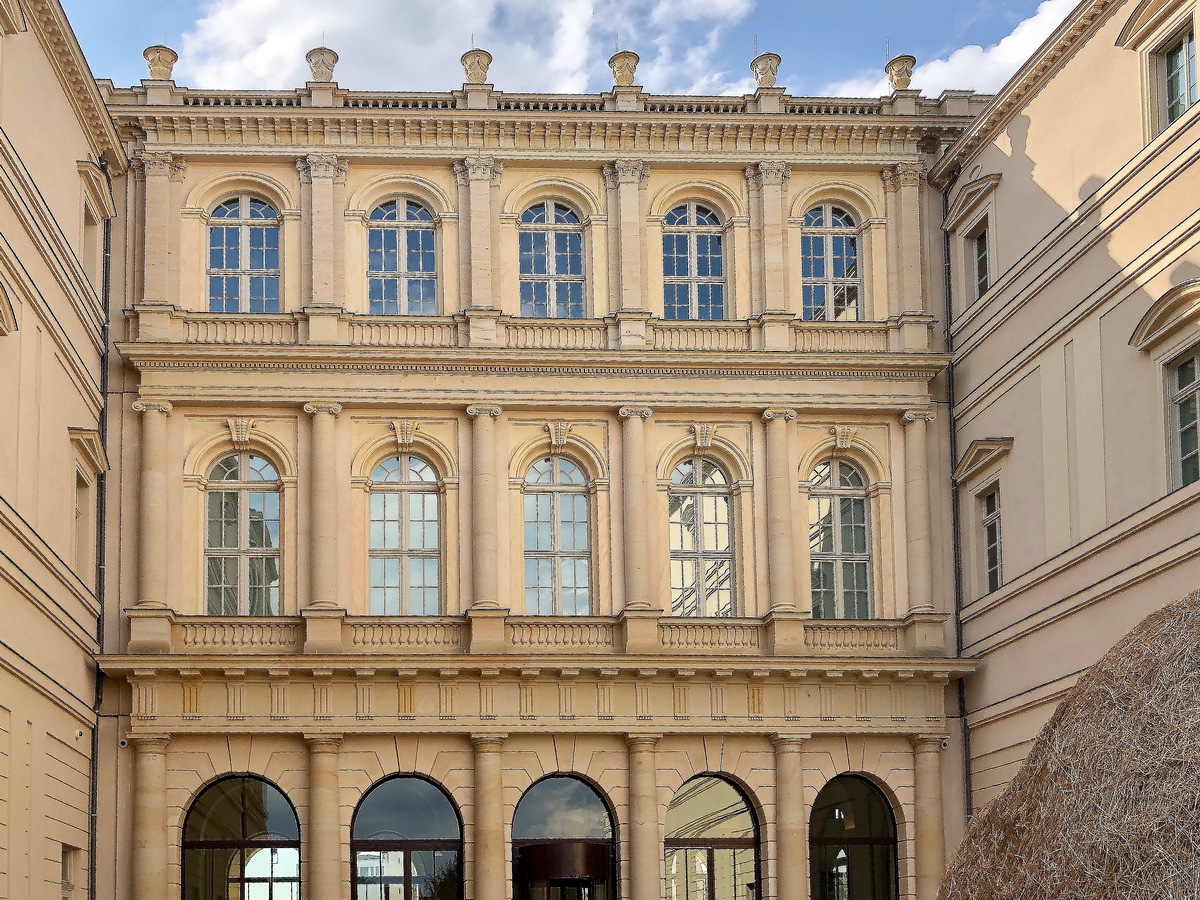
175;0;756;94
821;0;1077;97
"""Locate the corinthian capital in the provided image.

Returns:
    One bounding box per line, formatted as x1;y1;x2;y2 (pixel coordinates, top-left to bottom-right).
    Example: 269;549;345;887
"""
746;161;791;189
883;162;925;192
134;151;179;178
453;156;504;185
297;154;347;184
603;159;650;190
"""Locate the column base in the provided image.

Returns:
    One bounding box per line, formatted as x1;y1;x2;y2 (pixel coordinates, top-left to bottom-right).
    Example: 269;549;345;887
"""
302;607;346;654
468;607;510;654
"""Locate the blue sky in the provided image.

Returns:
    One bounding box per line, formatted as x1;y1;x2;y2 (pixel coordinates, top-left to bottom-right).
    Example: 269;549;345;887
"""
62;0;1077;97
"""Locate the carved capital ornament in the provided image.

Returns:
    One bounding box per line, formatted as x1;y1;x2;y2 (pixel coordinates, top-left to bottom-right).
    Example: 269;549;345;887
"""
618;406;653;420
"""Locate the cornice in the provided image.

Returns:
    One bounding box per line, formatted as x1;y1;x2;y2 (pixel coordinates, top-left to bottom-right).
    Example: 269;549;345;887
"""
930;0;1118;184
22;0;125;170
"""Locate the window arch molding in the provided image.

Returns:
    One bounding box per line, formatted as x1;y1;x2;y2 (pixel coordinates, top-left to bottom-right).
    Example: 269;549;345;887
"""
789;181;880;222
351;429;459;483
796;438;888;489
185;429;298;484
349;174;453;222
649;180;743;221
509;430;609;485
502;178;602;221
185;172;296;219
655;433;752;486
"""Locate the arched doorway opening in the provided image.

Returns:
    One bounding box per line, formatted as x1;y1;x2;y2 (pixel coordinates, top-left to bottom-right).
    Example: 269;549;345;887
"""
809;775;898;900
664;775;760;900
182;775;300;899
512;775;616;900
351;775;463;900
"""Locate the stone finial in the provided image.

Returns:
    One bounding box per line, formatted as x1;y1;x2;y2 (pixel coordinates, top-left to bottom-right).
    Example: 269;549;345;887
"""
306;46;338;82
608;49;639;87
461;48;493;84
143;45;178;81
885;54;916;91
750;52;781;89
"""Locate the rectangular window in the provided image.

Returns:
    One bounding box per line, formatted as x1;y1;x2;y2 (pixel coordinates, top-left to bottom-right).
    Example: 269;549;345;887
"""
970;219;990;299
1175;348;1199;486
1164;29;1198;125
61;844;78;899
982;486;1003;592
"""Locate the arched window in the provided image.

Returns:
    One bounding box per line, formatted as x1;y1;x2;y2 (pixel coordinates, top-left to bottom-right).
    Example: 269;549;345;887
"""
208;196;280;313
665;776;759;900
519;201;585;318
512;776;615;900
809;460;872;619
369;454;441;615
368;199;437;315
206;452;281;616
663;202;725;320
810;775;898;900
182;776;300;900
801;204;862;321
523;456;591;615
668;456;734;617
352;776;463;900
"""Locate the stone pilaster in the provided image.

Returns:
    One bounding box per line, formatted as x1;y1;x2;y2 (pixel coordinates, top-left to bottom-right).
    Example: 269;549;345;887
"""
746;162;791;313
603;160;650;311
454;157;503;308
297;154;347;307
135;151;181;304
618;406;655;612
884;162;926;314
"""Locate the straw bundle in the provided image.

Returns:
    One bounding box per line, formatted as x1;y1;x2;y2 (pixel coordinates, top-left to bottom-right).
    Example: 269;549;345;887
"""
938;589;1200;900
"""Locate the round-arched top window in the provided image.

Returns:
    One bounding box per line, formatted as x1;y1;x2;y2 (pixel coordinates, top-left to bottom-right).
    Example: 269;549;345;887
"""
810;775;898;900
209;452;280;483
666;776;756;840
810;775;896;842
512;776;613;840
371;454;438;485
184;775;299;843
353;776;461;842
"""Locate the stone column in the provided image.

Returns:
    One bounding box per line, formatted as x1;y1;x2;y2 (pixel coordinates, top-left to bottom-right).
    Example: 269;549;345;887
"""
297;154;345;307
472;734;507;900
455;157;503;308
773;734;809;900
132;400;172;608
131;733;171;900
911;736;947;900
306;734;343;900
627;734;661;900
747;162;791;311
618;406;654;611
467;404;503;609
603;160;650;310
137;151;177;304
902;409;936;610
304;402;343;608
885;162;926;314
762;408;798;611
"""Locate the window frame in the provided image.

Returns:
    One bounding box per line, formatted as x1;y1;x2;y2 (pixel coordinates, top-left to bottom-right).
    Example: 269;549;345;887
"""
206;195;282;314
807;459;874;620
1161;25;1198;126
664;776;761;900
662;202;728;321
981;483;1004;593
1171;344;1200;488
204;450;283;616
667;454;737;618
800;202;864;322
367;453;444;616
517;200;587;319
966;214;991;301
366;198;439;316
521;455;594;616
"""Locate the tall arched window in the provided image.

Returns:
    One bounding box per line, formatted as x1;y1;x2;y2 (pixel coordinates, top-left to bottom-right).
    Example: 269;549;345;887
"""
668;456;734;617
369;454;441;615
663;203;725;320
801;204;862;321
368;199;437;315
352;776;463;900
512;776;615;900
809;460;872;619
523;456;591;615
810;775;898;900
519;201;585;318
208;196;280;313
183;776;300;900
665;776;759;900
206;452;281;616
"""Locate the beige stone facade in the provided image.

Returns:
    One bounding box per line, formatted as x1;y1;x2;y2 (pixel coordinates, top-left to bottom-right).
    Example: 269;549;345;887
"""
934;0;1200;811
0;1;125;897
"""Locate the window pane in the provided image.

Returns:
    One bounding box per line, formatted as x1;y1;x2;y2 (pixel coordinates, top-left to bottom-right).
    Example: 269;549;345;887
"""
248;491;280;549
207;557;238;615
524;494;552;550
409;558;440;615
370;558;402;615
810;497;834;554
524;558;552;615
703;557;733;617
671;558;700;617
701;495;730;552
208;492;238;548
562;557;591;616
248;557;280;615
669;494;698;553
811;560;834;619
560;493;589;551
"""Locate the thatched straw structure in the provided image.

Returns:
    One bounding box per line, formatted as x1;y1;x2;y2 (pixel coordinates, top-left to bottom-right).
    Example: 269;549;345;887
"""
939;589;1200;900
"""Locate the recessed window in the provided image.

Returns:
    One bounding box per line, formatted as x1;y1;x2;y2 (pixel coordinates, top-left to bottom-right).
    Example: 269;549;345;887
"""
367;199;437;315
968;217;990;299
205;452;281;615
207;196;281;313
1163;28;1198;125
1175;347;1200;486
668;456;734;617
519;201;585;318
665;777;760;900
810;775;898;900
663;203;726;320
512;776;616;900
368;454;441;615
809;460;872;619
982;485;1004;592
801;203;862;321
523;456;592;615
